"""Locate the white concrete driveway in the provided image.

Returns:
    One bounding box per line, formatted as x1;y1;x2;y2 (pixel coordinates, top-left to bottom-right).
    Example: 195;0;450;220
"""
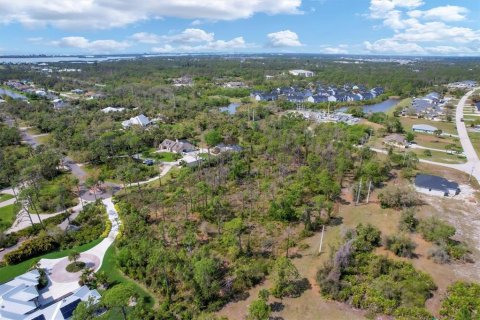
38;198;120;301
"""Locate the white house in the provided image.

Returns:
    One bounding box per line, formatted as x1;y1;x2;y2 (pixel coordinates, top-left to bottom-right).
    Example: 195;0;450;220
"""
412;124;438;134
101;107;125;113
0;269;101;320
414;174;460;197
122;114;151;128
288;69;315;77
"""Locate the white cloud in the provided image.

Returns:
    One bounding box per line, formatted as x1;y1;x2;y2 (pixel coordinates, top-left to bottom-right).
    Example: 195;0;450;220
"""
365;0;480;55
267;30;302;47
148;29;247;52
321;44;348;54
52;36;131;52
392;21;480;43
425;45;473;55
0;0;302;29
408;5;468;22
166;28;215;44
130;32;160;44
364;39;425;54
369;0;423;18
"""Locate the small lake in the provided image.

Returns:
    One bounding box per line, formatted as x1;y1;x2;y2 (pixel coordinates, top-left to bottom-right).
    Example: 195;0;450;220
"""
0;88;27;100
338;98;400;113
219;103;240;115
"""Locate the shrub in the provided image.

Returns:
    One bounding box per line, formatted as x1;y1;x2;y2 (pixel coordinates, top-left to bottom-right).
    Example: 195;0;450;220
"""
384;235;417;258
427;245;450;264
317;223;436;317
378;185;419;209
350;223;381;253
66;261;86;273
4;232;57;265
398;209;419;232
418;217;455;243
440;282;480;319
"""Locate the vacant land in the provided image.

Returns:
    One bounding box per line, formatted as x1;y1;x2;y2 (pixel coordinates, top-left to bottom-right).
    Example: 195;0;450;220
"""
217;164;480;319
414;149;467;164
413;133;460;150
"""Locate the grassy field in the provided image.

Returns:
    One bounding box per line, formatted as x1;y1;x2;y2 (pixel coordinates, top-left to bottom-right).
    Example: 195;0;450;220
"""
0;193;14;202
413;133;461;150
0;238;103;283
468;131;480;158
386;97;412;116
399;117;457;135
414;149;467;164
0;203;20;232
35;134;51;144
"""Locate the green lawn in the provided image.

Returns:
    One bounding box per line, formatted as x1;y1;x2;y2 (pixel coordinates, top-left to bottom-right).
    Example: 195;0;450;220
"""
0;193;14;202
414;149;467;164
468;131;480;158
413;133;461;150
142;150;179;162
99;245;155;309
36;134;51;144
0;238;103;283
387;97;412;116
0;203;20;232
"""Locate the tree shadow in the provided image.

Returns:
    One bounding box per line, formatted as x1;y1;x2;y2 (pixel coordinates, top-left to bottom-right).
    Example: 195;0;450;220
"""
270;301;284;312
329;216;343;227
292;277;312;297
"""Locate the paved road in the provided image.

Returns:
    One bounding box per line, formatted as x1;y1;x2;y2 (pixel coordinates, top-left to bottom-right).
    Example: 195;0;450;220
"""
0;198;16;208
369;89;480;184
455;87;480;182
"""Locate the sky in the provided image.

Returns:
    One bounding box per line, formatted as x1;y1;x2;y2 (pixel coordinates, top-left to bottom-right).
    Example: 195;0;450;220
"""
0;0;479;56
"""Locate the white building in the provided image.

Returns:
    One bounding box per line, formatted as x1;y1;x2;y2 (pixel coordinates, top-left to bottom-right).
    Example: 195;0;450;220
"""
0;270;101;320
412;124;438;134
122;114;151;128
288;69;315;77
101;107;125;113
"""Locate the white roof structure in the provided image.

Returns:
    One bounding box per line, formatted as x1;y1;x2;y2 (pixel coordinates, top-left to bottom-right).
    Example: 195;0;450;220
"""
288;69;315;77
0;270;41;319
25;286;101;320
412;124;438;132
0;270;100;320
101;107;125;113
122;114;150;128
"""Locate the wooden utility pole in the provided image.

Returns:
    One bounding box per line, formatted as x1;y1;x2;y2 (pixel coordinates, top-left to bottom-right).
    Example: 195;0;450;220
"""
318;225;325;254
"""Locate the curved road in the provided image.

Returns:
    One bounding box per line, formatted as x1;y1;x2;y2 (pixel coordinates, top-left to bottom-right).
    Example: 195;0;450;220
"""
455;87;480;183
369;88;480;183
